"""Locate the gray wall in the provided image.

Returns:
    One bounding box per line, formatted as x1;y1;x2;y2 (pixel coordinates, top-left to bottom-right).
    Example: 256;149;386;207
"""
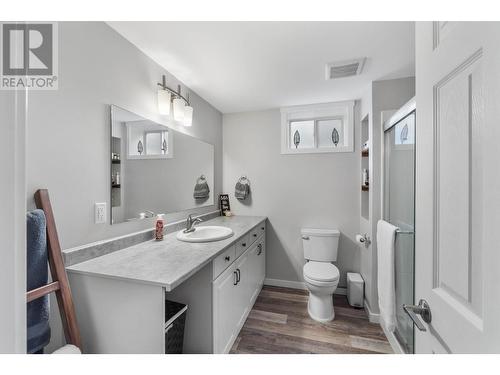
26;22;223;250
25;22;222;352
223;107;362;288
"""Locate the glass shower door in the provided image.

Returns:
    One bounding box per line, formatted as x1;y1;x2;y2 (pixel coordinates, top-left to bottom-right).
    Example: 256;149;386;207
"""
383;111;415;353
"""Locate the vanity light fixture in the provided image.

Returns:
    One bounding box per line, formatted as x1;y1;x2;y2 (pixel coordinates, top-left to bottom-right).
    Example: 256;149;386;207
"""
173;95;185;122
157;75;193;126
183;94;193;127
157;87;171;116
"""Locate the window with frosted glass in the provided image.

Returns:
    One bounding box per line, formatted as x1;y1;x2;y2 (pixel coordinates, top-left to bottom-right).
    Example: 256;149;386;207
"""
281;101;354;154
128;126;144;156
289;120;314;149
317;118;343;148
145;131;168;155
395;113;415;146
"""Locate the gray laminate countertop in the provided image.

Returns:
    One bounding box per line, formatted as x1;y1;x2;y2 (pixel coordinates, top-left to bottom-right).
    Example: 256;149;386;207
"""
66;215;267;291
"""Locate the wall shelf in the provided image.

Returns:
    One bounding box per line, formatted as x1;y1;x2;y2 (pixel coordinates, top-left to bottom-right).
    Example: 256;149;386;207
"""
112;184;121;189
361;185;369;192
112;160;121;164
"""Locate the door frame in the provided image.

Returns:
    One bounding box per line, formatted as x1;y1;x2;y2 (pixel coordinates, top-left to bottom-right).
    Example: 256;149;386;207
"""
0;86;27;353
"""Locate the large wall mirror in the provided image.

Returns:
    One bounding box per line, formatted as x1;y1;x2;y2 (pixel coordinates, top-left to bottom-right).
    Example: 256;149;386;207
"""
110;105;214;224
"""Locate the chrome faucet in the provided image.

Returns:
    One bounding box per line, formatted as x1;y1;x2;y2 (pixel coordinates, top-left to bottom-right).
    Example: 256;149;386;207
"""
184;214;203;233
144;210;156;218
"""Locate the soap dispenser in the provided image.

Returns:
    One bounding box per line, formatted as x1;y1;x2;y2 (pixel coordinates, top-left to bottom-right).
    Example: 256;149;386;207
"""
155;214;164;241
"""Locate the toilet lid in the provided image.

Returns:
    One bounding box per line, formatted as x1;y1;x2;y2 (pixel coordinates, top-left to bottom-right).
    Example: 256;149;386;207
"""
303;262;339;282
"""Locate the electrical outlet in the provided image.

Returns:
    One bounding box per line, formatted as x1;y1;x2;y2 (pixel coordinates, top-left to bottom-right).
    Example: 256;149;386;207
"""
95;202;106;224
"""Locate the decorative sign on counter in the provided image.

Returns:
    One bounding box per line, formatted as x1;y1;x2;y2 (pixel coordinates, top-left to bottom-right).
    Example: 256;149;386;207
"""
219;194;231;215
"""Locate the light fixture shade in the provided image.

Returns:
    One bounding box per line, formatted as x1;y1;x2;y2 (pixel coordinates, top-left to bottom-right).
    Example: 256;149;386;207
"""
173;97;185;122
157;89;171;115
183;105;193;126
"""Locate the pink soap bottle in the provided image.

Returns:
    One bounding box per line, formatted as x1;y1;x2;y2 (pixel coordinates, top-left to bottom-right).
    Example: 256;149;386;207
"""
155;214;164;241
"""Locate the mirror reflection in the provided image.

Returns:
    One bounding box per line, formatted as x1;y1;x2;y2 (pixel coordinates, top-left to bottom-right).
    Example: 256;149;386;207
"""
110;105;214;224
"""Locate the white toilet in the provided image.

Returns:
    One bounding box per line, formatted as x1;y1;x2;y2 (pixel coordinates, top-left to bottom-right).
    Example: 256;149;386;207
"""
301;228;340;322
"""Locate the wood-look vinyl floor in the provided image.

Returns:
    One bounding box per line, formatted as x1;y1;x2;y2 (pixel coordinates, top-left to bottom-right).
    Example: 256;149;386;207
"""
230;286;393;354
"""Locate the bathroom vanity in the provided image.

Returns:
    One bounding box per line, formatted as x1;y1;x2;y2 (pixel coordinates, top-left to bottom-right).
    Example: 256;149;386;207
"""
66;215;266;354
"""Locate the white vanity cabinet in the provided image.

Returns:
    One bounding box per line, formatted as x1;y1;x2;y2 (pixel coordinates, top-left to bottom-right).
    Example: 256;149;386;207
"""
213;228;266;353
66;216;267;354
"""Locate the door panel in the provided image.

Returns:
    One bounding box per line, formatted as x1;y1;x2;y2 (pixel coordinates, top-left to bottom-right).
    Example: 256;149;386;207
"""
257;238;266;288
213;264;238;353
234;253;251;329
434;53;483;310
415;21;500;353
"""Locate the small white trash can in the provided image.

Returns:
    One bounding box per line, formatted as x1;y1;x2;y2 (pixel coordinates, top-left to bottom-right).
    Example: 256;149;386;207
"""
347;272;364;308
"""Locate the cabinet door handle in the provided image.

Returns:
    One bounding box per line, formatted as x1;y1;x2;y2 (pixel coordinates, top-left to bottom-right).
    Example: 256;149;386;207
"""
236;268;241;284
253;233;257;238
233;271;238;285
225;256;231;262
257;243;262;255
241;243;246;247
261;227;265;230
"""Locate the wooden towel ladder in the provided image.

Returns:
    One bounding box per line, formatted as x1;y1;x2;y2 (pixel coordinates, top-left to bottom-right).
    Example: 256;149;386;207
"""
26;189;82;350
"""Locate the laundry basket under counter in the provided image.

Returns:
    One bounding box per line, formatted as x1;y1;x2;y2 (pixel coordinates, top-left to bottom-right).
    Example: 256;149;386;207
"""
165;300;188;354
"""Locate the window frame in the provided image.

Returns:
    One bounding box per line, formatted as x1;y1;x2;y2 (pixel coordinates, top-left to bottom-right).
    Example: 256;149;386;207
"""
280;100;354;154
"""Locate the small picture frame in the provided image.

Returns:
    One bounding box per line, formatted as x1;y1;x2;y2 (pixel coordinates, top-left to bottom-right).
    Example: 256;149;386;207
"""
219;194;231;215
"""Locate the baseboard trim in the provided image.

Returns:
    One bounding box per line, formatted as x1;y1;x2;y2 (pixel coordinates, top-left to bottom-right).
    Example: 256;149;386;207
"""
364;299;380;323
264;278;307;290
264;278;347;295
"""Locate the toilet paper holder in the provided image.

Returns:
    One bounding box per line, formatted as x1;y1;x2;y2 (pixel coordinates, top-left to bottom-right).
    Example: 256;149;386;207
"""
356;233;371;248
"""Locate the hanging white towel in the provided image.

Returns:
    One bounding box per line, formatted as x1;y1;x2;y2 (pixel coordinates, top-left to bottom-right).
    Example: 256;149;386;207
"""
376;219;398;332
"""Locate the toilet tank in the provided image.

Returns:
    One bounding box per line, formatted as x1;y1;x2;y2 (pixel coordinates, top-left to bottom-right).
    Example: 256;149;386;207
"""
301;228;340;262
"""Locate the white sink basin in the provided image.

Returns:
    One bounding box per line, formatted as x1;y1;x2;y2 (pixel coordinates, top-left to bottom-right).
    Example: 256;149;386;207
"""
176;226;234;243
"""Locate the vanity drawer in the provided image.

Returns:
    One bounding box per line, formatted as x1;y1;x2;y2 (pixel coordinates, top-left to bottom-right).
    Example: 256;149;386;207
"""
235;234;250;259
249;222;266;244
213;245;236;279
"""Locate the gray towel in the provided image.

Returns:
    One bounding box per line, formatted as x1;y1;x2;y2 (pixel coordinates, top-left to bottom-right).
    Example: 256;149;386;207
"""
235;178;250;200
26;209;51;354
194;176;210;199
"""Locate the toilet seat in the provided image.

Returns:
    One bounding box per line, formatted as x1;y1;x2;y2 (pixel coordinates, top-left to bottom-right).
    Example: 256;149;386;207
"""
303;261;339;282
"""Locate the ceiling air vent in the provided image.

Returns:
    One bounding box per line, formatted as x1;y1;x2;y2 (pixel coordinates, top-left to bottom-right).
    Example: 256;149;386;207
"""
326;58;366;80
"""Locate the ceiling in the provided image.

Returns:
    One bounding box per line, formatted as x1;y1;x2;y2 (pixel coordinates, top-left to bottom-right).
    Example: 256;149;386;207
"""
108;22;415;114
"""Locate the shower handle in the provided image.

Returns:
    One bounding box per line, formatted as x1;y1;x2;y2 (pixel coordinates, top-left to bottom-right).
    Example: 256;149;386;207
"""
403;299;432;332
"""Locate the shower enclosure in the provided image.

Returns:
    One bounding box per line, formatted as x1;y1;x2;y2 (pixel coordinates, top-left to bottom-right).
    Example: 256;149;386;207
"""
383;99;416;353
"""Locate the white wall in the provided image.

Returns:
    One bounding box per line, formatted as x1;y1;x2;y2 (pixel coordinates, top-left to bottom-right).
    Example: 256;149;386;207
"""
359;77;415;314
223;107;361;288
26;22;223;250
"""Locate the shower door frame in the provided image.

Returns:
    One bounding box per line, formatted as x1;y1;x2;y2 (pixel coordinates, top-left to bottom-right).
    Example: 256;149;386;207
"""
381;99;416;354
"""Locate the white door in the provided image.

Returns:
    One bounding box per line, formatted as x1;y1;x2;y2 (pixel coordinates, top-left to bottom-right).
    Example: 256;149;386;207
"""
414;21;500;353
